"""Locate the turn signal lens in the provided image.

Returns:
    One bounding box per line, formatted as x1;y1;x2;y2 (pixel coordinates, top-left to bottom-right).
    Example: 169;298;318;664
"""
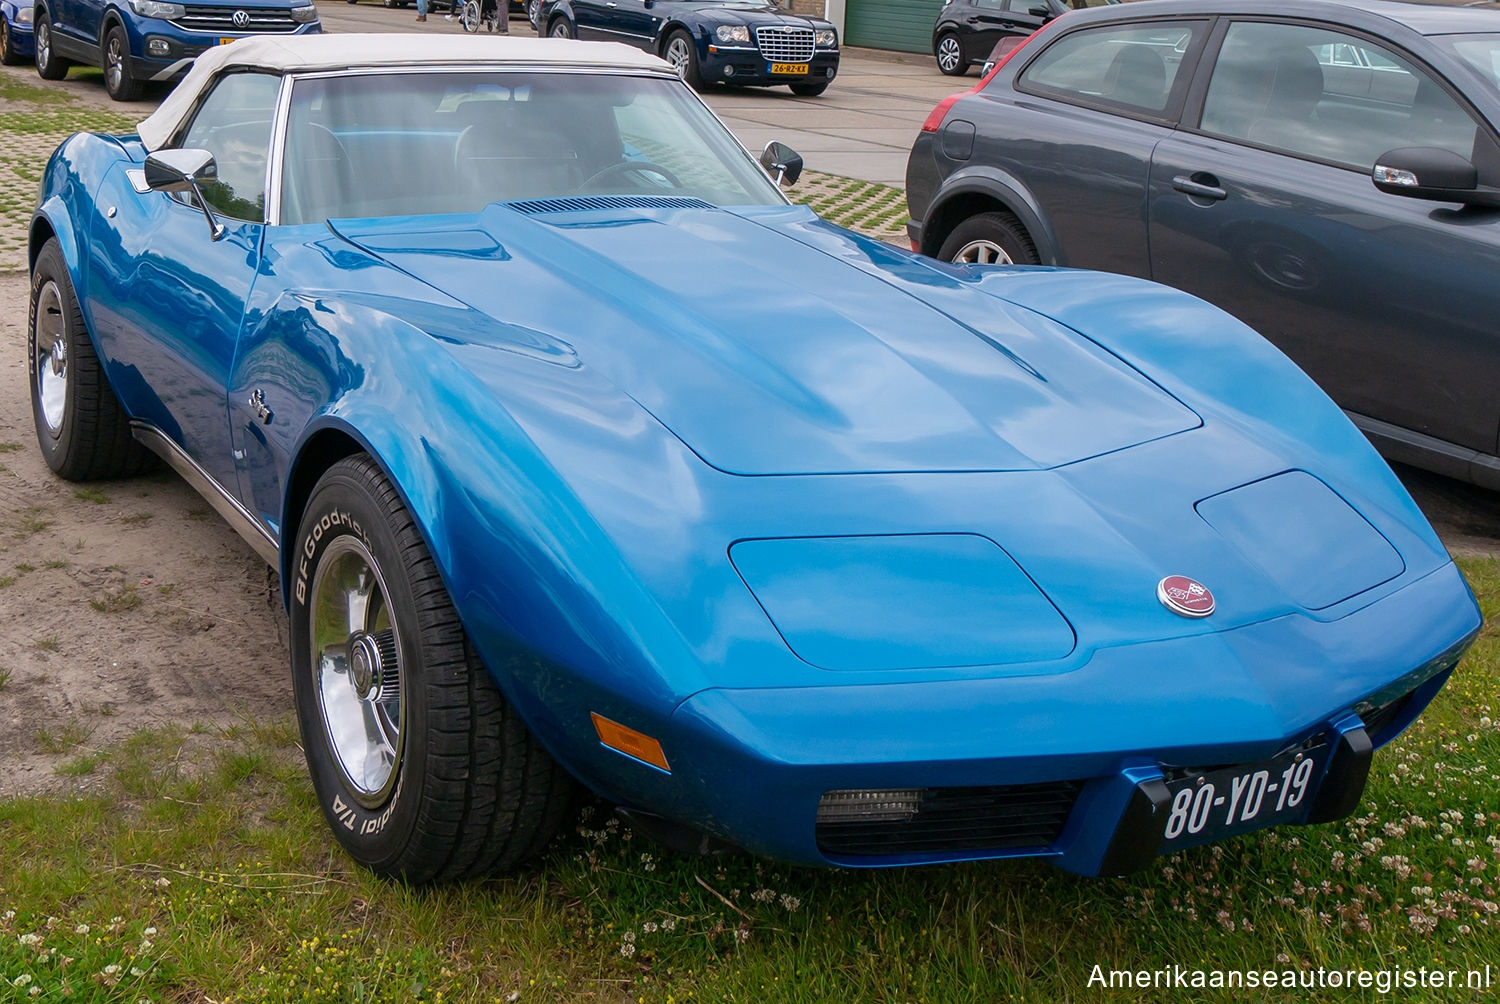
591;712;671;773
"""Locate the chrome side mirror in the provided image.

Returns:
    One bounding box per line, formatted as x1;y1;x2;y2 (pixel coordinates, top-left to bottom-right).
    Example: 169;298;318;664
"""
759;141;803;187
144;148;226;241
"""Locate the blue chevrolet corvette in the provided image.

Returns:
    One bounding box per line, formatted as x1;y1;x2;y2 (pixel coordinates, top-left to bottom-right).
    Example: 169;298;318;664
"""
27;34;1480;883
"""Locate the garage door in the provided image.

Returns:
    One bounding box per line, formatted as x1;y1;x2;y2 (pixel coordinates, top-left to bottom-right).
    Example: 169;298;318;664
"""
845;0;945;53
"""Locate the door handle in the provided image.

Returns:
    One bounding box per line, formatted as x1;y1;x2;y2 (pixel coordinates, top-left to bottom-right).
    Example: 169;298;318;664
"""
1172;175;1227;201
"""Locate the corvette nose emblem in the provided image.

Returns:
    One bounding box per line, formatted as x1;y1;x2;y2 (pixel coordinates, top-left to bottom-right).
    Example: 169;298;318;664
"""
1158;575;1214;618
232;9;250;27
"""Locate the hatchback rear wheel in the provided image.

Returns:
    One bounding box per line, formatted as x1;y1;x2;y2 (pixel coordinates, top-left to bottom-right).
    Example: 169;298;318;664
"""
938;211;1038;265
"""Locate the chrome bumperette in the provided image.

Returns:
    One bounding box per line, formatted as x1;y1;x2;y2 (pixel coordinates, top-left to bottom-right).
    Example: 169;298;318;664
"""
130;422;279;565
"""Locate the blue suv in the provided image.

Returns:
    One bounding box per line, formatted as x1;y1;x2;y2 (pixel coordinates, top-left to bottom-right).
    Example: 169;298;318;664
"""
34;0;319;100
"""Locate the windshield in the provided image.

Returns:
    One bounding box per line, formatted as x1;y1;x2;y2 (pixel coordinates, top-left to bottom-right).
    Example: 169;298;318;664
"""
1432;32;1500;98
279;70;785;224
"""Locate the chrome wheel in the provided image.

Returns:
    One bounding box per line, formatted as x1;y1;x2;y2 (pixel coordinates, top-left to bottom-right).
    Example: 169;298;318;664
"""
104;32;124;92
937;35;963;74
33;279;68;437
310;537;405;808
665;35;691;77
951;239;1014;265
549;17;571;36
35;19;49;67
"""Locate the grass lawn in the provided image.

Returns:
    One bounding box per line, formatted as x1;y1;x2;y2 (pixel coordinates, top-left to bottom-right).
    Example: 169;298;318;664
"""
1;558;1495;1003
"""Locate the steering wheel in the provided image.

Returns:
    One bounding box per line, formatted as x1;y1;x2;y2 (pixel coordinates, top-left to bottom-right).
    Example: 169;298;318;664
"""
579;160;682;192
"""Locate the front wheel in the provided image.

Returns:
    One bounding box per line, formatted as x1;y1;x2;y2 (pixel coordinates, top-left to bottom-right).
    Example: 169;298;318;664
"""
936;32;967;76
291;455;575;882
1;17;21;65
936;211;1039;266
34;11;69;80
662;29;702;89
789;80;829;97
548;15;572;37
102;24;142;101
527;0;540;28
29;239;152;480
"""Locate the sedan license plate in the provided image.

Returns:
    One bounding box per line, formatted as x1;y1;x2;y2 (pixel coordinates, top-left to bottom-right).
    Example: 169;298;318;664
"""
769;62;810;75
219;37;238;44
1160;743;1328;851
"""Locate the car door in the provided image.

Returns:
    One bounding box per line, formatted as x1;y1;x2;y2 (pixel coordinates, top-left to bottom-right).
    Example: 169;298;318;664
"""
1148;19;1500;458
597;0;659;49
997;17;1209;278
570;0;613;40
84;70;283;491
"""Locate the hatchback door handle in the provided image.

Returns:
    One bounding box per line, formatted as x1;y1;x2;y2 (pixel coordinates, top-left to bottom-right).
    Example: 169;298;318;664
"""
1172;175;1227;201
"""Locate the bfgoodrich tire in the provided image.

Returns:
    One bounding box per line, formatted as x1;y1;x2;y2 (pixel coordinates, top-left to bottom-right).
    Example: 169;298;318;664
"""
937;211;1040;265
29;238;151;481
290;455;575;882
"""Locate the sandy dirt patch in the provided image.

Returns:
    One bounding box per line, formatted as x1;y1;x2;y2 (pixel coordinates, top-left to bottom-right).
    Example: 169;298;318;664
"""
0;274;289;797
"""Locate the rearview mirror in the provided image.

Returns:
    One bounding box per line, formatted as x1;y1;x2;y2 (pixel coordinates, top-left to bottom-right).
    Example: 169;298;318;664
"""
144;148;226;241
1372;146;1500;208
760;141;803;187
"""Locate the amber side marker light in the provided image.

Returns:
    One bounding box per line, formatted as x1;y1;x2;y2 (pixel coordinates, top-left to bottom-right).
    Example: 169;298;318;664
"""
591;712;671;773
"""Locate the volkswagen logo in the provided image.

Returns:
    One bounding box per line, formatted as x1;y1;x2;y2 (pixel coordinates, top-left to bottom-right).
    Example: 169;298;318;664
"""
232;9;250;27
1157;575;1215;618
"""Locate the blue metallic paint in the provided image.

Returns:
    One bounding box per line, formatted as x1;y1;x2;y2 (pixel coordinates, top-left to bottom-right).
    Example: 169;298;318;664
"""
1;0;35;57
31;120;1481;872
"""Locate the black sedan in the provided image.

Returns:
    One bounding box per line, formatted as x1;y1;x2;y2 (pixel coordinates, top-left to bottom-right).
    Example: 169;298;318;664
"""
933;0;1117;76
538;0;839;95
908;0;1500;489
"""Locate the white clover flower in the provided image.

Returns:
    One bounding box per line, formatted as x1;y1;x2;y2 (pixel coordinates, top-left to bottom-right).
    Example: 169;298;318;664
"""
142;927;157;937
3;910;14;921
619;942;636;958
661;917;677;932
642;921;658;934
74;924;90;935
18;933;41;947
130;967;146;977
103;964;121;975
12;974;33;987
780;894;801;912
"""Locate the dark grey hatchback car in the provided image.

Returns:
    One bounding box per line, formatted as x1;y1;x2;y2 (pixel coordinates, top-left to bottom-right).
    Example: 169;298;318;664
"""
907;0;1500;489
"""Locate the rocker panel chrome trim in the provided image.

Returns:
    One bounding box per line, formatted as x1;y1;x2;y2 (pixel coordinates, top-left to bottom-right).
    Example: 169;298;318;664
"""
130;421;279;565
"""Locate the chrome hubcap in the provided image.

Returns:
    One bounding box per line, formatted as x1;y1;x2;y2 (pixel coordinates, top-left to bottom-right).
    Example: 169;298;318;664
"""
33;280;68;436
310;538;405;808
666;38;690;75
952;239;1013;265
938;37;960;71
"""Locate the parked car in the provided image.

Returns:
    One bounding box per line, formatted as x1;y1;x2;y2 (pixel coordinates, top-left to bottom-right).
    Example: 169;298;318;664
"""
537;0;839;95
0;0;33;62
34;0;320;100
28;32;1478;882
933;0;1117;76
909;0;1500;490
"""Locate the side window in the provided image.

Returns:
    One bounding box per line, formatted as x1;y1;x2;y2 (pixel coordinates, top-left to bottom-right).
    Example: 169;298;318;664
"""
1017;21;1205;117
179;72;283;222
972;0;1005;10
1199;22;1479;170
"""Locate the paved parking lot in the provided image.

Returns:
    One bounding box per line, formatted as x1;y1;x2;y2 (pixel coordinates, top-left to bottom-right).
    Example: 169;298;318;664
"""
317;2;955;184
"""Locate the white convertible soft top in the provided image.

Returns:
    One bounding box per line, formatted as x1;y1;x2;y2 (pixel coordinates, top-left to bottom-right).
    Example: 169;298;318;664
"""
137;33;672;150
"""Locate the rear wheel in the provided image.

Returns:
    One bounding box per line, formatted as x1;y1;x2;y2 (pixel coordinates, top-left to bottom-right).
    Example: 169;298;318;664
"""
34;11;68;80
102;24;142;101
663;29;701;89
548;15;572;37
936;32;967;75
291;455;575;882
937;211;1039;266
29;239;152;480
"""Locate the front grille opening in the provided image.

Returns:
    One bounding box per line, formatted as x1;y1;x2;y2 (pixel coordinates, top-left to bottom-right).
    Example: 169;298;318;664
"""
755;25;815;62
175;5;300;32
816;781;1082;858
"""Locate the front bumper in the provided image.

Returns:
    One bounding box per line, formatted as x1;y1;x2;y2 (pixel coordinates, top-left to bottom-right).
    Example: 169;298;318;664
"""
5;18;35;55
128;21;320;82
700;46;839;87
616;560;1479;875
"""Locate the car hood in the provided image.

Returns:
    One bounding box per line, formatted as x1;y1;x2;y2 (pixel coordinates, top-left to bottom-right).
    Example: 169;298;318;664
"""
332;202;1198;475
676;2;831;26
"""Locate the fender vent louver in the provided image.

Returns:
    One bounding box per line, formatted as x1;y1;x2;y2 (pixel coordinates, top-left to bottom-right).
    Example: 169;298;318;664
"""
506;195;715;215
